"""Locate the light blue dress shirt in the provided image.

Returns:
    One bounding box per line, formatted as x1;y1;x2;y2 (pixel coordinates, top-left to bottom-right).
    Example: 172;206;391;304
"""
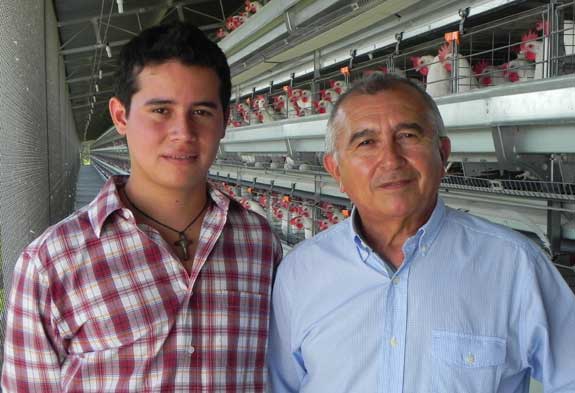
268;199;575;393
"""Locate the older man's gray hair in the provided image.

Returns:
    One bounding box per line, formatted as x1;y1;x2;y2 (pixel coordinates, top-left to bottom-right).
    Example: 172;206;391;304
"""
324;74;447;160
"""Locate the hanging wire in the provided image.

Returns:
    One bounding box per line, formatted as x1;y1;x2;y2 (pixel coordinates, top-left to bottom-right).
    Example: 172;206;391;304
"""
84;0;116;140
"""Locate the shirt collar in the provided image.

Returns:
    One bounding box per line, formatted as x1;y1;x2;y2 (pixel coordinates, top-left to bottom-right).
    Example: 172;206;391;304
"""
87;175;128;238
348;197;447;260
87;176;231;238
416;197;446;253
349;207;371;261
206;181;231;215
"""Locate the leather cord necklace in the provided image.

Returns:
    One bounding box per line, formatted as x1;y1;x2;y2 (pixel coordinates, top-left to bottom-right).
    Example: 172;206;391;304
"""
122;188;209;260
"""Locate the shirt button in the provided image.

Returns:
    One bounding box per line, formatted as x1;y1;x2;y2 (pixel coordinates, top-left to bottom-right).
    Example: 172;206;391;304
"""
189;345;196;354
390;336;398;347
465;353;475;365
392;277;400;285
421;245;428;252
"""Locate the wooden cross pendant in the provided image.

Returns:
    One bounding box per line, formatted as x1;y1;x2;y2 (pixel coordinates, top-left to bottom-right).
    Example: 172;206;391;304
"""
175;233;191;260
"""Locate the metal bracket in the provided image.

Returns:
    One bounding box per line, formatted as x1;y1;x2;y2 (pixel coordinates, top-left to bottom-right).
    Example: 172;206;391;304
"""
284;10;293;33
285;137;295;159
492;126;549;180
558;155;575;183
394;32;403;55
458;7;470;35
289;183;296;198
348;49;357;70
176;6;185;21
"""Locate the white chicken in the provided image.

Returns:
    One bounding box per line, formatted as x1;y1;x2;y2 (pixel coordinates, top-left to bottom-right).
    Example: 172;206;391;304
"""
313;99;333;115
329;80;348;95
296;89;313;116
252;95;274;123
437;42;478;92
411;55;450;97
472;60;509;87
503;52;535;83
289;216;314;240
245;0;263;14
240;197;267;217
520;30;546;80
273;94;299;118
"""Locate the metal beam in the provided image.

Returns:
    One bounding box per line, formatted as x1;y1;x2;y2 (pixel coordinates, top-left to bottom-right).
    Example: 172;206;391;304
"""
59;23;91;50
91;18;103;44
73;101;110;110
71;89;114;100
57;0;214;27
60;40;129;56
67;71;115;83
177;6;185;22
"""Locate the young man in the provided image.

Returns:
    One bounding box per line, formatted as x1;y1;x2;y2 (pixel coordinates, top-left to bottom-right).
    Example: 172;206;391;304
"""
2;22;282;392
268;74;575;392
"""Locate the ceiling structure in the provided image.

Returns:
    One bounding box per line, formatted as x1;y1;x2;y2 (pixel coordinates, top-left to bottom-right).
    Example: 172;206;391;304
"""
53;0;247;140
54;0;546;141
54;0;398;141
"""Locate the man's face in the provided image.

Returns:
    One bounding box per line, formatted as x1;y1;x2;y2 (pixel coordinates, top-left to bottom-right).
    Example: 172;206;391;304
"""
109;61;226;193
324;86;450;225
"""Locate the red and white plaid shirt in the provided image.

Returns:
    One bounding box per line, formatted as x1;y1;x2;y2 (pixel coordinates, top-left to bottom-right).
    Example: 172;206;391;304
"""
2;176;282;392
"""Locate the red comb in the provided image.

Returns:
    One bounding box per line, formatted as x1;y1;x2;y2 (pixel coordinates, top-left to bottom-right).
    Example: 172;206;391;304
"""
472;59;489;75
522;30;539;43
438;43;451;61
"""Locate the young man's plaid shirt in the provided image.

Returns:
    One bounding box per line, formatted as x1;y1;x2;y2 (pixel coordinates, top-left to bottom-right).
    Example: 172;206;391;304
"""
2;175;282;392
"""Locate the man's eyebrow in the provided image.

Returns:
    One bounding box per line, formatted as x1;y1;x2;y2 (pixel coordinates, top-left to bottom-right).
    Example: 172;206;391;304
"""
391;122;425;134
144;98;174;106
348;128;377;146
143;99;219;109
192;101;219;109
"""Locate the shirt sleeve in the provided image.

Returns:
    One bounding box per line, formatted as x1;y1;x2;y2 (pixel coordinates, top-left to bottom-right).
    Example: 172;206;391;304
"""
268;270;306;393
2;250;63;392
520;246;575;391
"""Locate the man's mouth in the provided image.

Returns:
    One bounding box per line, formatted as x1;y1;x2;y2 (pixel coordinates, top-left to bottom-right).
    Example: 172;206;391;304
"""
377;179;413;189
162;153;198;161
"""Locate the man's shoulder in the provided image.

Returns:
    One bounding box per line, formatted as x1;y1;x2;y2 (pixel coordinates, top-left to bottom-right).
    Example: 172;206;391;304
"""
444;206;543;254
22;205;99;270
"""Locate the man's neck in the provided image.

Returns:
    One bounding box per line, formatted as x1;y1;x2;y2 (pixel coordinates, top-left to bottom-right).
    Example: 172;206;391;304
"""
123;176;209;231
356;209;432;269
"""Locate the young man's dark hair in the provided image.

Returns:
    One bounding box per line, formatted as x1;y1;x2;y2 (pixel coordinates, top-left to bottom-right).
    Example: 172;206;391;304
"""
114;21;231;116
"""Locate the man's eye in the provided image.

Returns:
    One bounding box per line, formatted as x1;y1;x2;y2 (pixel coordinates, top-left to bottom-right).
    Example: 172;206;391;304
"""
358;139;374;147
193;109;212;116
397;132;419;142
152;108;168;115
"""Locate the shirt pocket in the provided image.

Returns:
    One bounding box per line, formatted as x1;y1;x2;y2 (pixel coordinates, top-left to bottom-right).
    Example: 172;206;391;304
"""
203;290;267;369
431;330;506;393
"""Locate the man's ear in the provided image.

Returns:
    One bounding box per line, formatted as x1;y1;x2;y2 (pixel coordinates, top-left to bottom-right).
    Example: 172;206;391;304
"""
439;136;451;171
109;97;128;136
323;153;344;192
221;107;230;139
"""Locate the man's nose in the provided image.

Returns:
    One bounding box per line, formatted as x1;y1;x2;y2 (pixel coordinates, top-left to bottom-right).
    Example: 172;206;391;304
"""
378;141;406;170
170;113;197;141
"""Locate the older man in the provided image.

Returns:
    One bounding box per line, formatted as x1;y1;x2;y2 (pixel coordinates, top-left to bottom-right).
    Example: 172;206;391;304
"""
268;74;575;393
